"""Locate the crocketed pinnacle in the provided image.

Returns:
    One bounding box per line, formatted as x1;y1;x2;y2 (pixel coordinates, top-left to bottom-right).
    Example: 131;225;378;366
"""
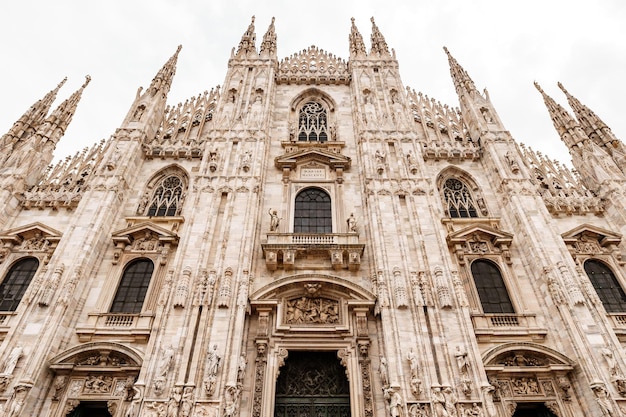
148;45;182;97
557;82;617;144
349;17;366;57
369;17;389;56
534;81;580;149
444;47;479;98
260;17;277;56
44;75;91;137
236;16;257;56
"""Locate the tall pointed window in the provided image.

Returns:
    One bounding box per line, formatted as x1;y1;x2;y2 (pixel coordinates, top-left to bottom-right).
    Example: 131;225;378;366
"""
298;101;328;142
110;259;154;314
471;259;514;313
294;188;332;233
147;175;184;216
0;258;39;311
584;260;626;313
443;178;478;218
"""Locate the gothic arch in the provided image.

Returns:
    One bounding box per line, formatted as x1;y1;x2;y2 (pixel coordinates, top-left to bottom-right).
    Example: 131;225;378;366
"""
289;88;336;114
436;166;488;217
138;164;189;217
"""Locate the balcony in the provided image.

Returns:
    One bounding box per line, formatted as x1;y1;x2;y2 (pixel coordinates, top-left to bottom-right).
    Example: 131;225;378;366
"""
76;312;154;342
261;233;365;271
471;313;547;342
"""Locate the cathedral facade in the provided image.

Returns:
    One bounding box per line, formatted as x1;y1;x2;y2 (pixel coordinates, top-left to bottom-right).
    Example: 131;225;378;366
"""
1;16;626;417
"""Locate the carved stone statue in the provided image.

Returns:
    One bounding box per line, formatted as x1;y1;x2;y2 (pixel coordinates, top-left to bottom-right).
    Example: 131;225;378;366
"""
269;209;281;231
601;347;620;377
347;213;357;232
2;346;23;375
591;382;617;417
237;354;247;383
383;387;404;417
379;356;389;387
407;348;419;379
179;386;194;417
206;344;221;376
158;345;175;378
432;387;448;417
223;385;240;417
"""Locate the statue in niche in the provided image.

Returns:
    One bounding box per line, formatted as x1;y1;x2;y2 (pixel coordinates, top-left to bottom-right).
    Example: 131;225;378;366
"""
1;346;23;375
268;209;281;231
237;354;247;383
179;387;194;417
133;231;159;251
375;149;386;165
383;387;404;417
223;385;240;417
504;151;520;174
206;344;221;376
591;383;617;417
347;213;357;232
166;387;182;417
157;345;175;378
443;387;458;417
432;387;447;417
601;347;620;377
379;356;389;387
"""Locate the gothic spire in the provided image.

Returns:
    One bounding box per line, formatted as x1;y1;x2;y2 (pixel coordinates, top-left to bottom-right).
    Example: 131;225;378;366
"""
147;45;182;97
236;16;257;57
534;81;583;150
557;82;620;146
369;17;390;56
444;47;479;99
41;75;91;141
259;17;277;58
349;17;366;57
1;77;67;146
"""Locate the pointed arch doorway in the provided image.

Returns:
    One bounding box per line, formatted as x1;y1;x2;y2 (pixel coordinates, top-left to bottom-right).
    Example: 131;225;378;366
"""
274;351;350;417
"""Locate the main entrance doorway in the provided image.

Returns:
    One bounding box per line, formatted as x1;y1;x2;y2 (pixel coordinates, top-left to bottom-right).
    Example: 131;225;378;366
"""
274;351;350;417
67;401;112;417
512;403;558;417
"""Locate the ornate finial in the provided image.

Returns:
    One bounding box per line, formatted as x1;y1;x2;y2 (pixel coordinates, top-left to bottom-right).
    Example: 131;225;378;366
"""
82;75;91;88
260;16;277;56
369;16;389;56
533;81;545;94
349;17;367;57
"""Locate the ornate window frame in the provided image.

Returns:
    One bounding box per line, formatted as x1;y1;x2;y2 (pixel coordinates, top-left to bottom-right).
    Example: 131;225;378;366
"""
446;222;547;340
437;168;489;218
561;224;626;329
76;222;179;342
288;89;337;144
136;165;189;217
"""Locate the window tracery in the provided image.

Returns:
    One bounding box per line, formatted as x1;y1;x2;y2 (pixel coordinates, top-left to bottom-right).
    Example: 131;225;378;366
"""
146;175;184;216
298;101;329;142
442;178;480;218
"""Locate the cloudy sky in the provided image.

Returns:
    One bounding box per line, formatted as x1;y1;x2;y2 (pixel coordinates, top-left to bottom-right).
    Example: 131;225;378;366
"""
1;1;624;166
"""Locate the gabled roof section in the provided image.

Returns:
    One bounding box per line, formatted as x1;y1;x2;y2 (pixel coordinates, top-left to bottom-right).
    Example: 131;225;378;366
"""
447;223;513;247
561;223;622;247
111;221;179;246
0;222;62;245
275;147;351;171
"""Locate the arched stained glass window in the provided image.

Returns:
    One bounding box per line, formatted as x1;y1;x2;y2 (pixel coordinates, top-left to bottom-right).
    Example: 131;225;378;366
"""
443;178;478;218
147;175;184;216
294;188;332;233
0;258;39;311
471;259;514;313
110;259;154;314
584;260;626;313
298;101;328;142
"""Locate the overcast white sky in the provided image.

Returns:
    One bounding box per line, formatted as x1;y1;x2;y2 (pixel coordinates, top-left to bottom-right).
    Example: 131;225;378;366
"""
1;1;624;167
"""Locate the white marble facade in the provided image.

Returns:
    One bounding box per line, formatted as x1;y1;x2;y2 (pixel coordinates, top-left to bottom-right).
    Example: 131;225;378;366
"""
0;16;626;417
